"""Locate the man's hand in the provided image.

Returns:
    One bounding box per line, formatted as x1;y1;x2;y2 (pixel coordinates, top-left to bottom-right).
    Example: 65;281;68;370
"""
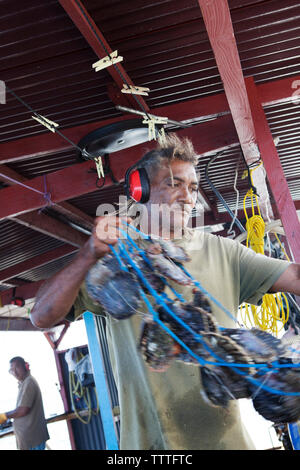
30;215;132;329
85;215;132;262
0;413;7;425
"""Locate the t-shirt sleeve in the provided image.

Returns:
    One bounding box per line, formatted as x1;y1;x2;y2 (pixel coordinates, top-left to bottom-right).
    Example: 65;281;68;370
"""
238;242;290;305
18;379;37;409
66;281;105;322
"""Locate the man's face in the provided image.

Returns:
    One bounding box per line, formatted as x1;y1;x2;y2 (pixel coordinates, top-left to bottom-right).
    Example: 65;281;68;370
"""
9;361;26;381
143;159;198;237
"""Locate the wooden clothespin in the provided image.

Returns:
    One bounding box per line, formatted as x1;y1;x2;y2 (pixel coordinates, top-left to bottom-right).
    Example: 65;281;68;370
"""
121;84;150;96
92;50;123;72
94;156;105;179
142;116;168;141
32;114;59;133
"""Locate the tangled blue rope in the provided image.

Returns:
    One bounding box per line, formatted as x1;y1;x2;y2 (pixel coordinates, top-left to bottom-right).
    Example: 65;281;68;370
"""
107;223;300;397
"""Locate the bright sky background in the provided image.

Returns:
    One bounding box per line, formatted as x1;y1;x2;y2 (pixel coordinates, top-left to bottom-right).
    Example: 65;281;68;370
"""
0;315;282;450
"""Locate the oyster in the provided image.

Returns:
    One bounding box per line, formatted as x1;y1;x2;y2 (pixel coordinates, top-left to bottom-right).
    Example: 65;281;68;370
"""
251;360;300;424
138;320;179;371
86;255;142;319
221;328;285;364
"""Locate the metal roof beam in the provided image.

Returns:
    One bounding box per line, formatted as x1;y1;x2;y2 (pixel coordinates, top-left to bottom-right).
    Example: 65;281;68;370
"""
0;245;77;283
0;165;94;231
245;76;300;262
0;117;239;220
197;0;273;219
58;0;150;112
0;74;298;164
0;280;44;307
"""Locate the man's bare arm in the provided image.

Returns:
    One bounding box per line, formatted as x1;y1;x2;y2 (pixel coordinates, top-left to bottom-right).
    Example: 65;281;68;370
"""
269;263;300;296
6;406;31;419
30;216;130;329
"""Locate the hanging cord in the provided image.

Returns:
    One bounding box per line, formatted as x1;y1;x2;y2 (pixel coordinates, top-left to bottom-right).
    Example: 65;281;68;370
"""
68;351;99;424
205;151;245;234
227;157;241;238
240;164;289;335
0;170;53;208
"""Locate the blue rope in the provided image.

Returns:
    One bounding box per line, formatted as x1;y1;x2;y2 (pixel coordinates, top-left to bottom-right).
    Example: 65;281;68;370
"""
105;228;300;397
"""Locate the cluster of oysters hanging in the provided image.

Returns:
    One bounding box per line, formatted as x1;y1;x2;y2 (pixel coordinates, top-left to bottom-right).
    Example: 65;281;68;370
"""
85;236;300;425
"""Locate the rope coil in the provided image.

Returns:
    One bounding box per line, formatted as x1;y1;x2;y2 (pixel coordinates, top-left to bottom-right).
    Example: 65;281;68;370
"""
240;168;289;335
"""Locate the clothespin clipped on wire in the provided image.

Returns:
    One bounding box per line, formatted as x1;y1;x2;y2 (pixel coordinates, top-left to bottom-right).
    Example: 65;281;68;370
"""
92;50;123;72
121;84;150;96
32;114;59;133
94;156;105;179
142;116;168;141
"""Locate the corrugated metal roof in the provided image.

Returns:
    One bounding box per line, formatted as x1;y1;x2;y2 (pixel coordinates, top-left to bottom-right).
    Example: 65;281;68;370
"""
0;0;299;309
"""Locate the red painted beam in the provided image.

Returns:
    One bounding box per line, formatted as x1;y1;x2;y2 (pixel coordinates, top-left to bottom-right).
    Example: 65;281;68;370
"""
0;117;239;220
0;165;94;231
0;280;45;307
12;212;89;247
198;0;259;164
245;77;300;262
0;245;77;283
58;0;150;112
0;74;298;164
197;0;274;220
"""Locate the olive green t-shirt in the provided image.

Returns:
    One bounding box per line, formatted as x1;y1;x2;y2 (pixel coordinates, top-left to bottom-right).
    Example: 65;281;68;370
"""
68;230;290;450
13;375;49;450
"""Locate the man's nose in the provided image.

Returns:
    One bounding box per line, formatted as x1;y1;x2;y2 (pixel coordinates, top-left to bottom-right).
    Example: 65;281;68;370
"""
178;185;195;205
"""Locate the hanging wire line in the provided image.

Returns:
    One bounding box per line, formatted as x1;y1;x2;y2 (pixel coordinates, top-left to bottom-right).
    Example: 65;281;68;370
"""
105;226;300;398
74;0;152;121
6;86;87;155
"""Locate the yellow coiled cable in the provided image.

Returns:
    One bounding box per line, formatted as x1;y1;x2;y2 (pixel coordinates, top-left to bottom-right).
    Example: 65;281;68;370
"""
240;168;289;336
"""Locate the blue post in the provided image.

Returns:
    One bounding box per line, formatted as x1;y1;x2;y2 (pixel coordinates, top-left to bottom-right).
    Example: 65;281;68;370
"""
83;311;119;450
288;423;300;450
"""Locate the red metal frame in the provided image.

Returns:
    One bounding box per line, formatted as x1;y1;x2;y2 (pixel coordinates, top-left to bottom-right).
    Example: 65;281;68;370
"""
0;74;298;165
58;0;150;112
245;76;300;262
0;245;77;283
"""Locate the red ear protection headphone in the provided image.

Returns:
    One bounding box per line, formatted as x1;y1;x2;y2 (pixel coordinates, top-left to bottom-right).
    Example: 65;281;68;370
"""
124;165;150;203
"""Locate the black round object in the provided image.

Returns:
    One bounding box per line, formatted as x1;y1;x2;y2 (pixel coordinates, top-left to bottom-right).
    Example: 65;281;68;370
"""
77;119;159;161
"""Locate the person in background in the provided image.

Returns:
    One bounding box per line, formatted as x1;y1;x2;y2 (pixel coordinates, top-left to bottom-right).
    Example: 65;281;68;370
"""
0;356;49;450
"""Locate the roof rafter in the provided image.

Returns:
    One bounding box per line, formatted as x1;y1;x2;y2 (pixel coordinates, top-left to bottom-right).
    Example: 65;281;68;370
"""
0;117;239;220
0;73;297;165
198;0;274;219
0;245;77;283
58;0;150;112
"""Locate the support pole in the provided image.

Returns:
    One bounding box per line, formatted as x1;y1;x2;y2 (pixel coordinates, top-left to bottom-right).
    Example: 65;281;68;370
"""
245;77;300;262
83;311;119;450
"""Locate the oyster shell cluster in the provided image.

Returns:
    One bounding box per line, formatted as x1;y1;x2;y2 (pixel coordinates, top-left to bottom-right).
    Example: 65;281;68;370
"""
85;237;300;425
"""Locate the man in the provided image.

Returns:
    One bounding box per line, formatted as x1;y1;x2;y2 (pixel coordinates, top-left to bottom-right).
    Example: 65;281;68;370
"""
30;134;300;450
0;357;49;450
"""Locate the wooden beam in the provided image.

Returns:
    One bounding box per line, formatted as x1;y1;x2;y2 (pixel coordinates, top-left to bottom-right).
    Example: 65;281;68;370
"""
0;280;45;307
0;317;40;332
0;74;298;164
0;165;94;231
245;77;300;262
0;245;77;283
58;0;150;112
0;118;239;220
11;212;88;247
197;0;273;219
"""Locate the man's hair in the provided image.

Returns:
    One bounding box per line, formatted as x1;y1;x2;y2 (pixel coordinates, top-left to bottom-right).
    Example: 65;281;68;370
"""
10;356;27;370
136;133;199;182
